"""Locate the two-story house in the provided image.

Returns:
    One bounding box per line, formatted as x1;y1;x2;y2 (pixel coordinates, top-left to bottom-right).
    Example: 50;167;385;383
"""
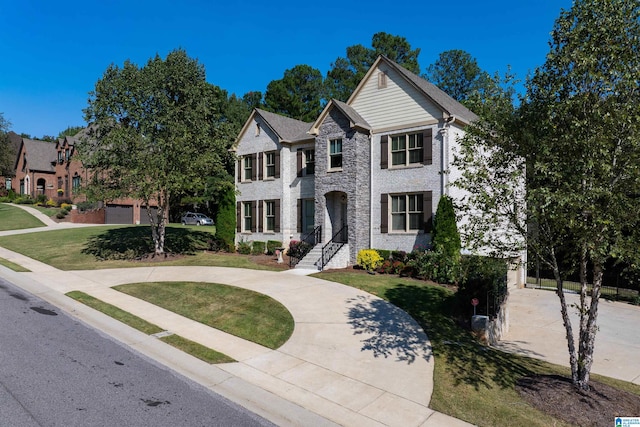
234;55;507;271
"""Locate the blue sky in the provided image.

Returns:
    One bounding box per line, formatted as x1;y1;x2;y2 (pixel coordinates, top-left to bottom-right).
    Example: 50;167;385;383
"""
0;0;572;138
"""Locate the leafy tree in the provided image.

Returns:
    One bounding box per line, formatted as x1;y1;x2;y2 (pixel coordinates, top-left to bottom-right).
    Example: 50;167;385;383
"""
424;50;494;105
215;186;236;252
57;126;85;139
0;113;13;176
264;64;324;122
325;32;421;101
454;0;640;391
432;195;461;262
81;49;234;256
40;135;56;142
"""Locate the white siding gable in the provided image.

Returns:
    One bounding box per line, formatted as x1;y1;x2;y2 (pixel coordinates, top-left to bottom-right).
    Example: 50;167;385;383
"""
350;64;444;132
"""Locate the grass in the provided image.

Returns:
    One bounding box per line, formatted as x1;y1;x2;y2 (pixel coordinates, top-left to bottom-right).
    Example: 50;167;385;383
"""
0;203;45;231
114;281;294;349
31;205;62;217
315;270;640;427
66;291;235;364
0;257;31;272
0;225;280;271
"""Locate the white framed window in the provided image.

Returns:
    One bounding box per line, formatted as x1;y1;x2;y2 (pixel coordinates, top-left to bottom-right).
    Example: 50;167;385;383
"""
243;156;253;181
243;201;253;232
265;200;275;232
391;194;423;232
329;138;342;170
72;175;81;192
391;132;423;167
305;149;315;175
265;152;276;178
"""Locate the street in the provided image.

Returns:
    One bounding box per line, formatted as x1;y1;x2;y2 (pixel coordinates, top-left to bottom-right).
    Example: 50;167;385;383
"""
0;276;274;427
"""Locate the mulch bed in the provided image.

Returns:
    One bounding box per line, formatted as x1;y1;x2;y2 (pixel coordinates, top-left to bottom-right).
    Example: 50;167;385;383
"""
516;375;640;426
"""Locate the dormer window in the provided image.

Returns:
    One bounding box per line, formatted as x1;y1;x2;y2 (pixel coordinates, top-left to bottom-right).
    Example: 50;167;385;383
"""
378;71;387;89
58;151;63;164
255;123;261;136
65;148;70;162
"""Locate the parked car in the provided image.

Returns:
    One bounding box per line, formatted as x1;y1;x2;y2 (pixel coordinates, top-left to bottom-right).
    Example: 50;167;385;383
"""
181;212;214;226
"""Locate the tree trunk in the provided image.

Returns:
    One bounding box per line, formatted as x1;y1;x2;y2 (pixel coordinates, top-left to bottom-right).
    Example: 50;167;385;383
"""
575;262;603;391
150;191;168;256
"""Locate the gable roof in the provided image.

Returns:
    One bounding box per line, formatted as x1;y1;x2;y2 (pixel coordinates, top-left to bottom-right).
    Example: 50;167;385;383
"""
233;109;313;149
310;99;371;135
17;139;57;173
348;56;478;125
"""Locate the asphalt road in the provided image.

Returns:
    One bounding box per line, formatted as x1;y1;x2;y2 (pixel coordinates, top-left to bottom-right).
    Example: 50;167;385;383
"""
0;276;274;427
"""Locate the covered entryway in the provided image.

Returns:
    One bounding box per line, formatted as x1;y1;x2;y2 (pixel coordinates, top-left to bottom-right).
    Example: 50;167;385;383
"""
105;204;133;224
36;178;46;196
323;191;348;243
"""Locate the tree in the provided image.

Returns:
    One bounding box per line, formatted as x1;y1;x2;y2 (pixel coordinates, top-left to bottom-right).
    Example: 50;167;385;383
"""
81;49;233;256
325;32;421;101
454;0;640;391
264;64;324;122
424;50;494;105
0;113;13;176
432;195;461;262
57;126;85;139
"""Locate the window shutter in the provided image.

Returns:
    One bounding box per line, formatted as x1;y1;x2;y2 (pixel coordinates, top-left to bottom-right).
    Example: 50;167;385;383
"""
423;191;433;232
423;129;433;165
275;151;280;178
236;202;241;232
275;199;280;232
297;150;303;177
237;159;241;182
252;154;258;181
380;193;388;233
258;152;263;180
297;199;302;232
258;200;263;232
251;201;257;232
380;135;388;169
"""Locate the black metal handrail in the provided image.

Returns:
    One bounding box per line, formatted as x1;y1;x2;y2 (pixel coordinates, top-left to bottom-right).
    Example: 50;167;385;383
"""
289;226;322;267
320;225;348;271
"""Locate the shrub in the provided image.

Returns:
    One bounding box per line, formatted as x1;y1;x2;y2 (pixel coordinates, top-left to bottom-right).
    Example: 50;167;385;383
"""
215;187;237;253
61;203;72;211
432;195;461;262
16;197;35;205
77;201;98;211
266;240;282;255
57;198;72;207
391;250;408;263
457;255;508;317
206;237;226;252
0;196;10;203
407;247;459;284
56;211;67;219
375;249;391;261
392;260;405;274
46;198;56;207
357;249;383;272
288;240;311;259
251;241;266;255
7;189;16;201
36;194;47;205
377;260;393;274
237;240;252;255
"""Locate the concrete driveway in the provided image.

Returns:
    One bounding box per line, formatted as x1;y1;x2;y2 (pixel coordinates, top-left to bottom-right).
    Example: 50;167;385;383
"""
495;287;640;385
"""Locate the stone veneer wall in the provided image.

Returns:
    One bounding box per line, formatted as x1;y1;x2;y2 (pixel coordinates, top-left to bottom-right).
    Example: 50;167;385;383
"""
314;108;371;264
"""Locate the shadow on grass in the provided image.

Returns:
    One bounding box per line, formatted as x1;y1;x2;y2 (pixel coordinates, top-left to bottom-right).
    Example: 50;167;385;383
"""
346;294;432;364
82;226;213;260
384;283;548;391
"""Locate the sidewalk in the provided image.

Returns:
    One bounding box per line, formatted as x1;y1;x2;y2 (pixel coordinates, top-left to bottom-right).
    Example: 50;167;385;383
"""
0;232;473;426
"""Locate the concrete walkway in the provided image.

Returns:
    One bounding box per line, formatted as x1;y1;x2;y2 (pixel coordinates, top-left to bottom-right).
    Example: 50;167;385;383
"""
496;287;640;385
0;207;472;426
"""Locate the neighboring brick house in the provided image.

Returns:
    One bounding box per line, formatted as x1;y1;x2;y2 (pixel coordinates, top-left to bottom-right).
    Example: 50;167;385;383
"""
236;55;523;277
14;138;58;199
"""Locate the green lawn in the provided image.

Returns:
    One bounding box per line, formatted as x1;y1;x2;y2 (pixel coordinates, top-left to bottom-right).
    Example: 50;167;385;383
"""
0;225;280;271
114;281;294;349
315;270;640;427
30;205;62;217
0;203;45;231
0;257;31;272
66;291;234;363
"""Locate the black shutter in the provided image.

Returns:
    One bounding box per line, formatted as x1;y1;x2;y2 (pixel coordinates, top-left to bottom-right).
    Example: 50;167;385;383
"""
423;191;433;232
258;200;263;232
251;201;257;232
275;199;280;232
380;135;388;169
252;154;258;181
237;159;241;182
275;151;280;178
380;193;388;233
297;150;303;177
423;129;433;165
236;202;241;231
258;152;263;180
297;199;302;232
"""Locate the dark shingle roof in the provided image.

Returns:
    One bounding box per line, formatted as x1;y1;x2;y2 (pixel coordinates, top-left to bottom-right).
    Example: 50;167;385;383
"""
255;109;313;142
332;100;371;130
22;139;57;172
381;56;479;124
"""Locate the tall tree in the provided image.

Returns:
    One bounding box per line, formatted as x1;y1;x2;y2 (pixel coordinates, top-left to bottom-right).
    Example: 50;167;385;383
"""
81;49;233;256
432;195;461;263
264;64;324;122
57;126;85;139
424;50;494;104
0;113;13;177
454;0;640;391
325;32;421;101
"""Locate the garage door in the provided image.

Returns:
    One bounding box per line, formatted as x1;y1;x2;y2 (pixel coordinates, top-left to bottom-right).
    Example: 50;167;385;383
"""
105;204;133;224
140;206;159;225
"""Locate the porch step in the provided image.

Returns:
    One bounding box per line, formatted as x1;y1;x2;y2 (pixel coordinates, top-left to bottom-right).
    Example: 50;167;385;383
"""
294;245;322;270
